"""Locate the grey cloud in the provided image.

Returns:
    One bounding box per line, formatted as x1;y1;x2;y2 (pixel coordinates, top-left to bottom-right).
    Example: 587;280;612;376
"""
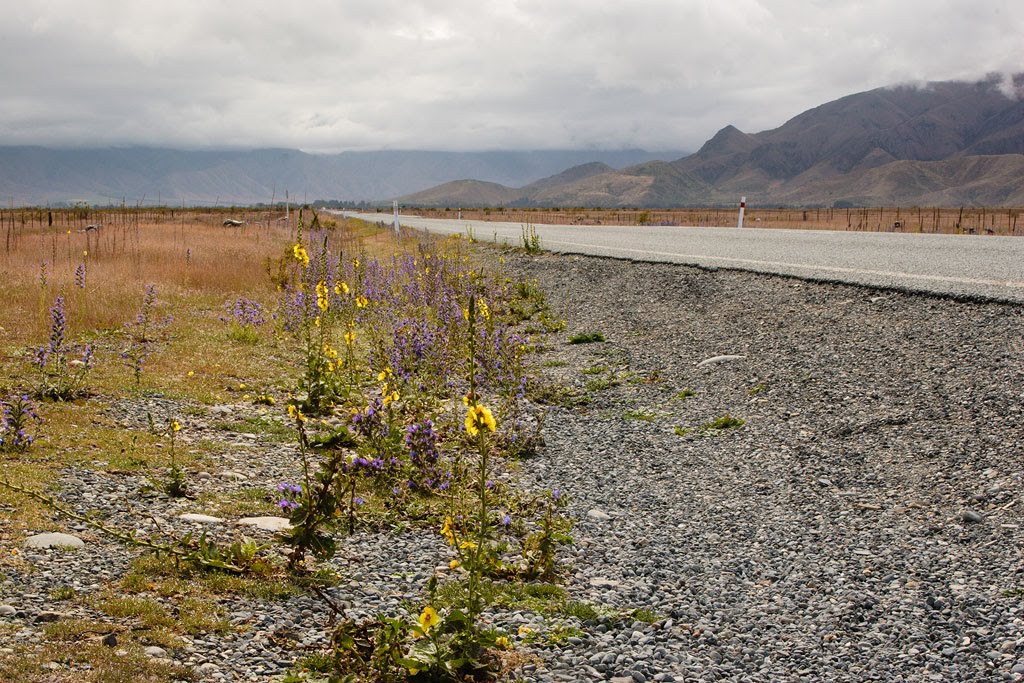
1;0;1021;152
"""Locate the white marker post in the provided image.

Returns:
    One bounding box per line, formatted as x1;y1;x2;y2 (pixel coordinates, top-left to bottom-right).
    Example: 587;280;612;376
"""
737;196;746;229
393;200;401;235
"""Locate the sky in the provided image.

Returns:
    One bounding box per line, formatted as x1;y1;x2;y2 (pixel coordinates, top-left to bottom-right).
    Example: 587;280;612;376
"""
1;0;1021;154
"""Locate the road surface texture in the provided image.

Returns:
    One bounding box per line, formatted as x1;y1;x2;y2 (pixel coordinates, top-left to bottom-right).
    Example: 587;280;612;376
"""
342;212;1024;304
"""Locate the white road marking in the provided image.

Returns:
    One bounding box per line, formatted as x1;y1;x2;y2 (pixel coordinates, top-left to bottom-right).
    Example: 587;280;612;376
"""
542;238;1024;289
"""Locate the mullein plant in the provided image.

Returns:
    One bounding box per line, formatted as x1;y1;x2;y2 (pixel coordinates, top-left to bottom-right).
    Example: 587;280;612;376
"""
403;296;505;680
32;294;95;400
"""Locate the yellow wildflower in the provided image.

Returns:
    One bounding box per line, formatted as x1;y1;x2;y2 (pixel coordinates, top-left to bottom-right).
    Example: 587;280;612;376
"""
314;316;320;327
495;636;512;649
449;559;460;569
462;307;470;321
170;420;181;432
334;281;350;295
344;330;356;345
316;280;329;312
355;296;368;308
418;606;439;634
478;298;490;321
459;540;478;550
440;516;456;545
464;404;496;436
292;243;309;267
238;383;246;390
288;404;307;423
353;258;360;268
187;370;194;377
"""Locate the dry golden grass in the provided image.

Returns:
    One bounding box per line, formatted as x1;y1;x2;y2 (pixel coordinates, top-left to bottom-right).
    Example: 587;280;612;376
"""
415;205;1023;235
0;209;397;531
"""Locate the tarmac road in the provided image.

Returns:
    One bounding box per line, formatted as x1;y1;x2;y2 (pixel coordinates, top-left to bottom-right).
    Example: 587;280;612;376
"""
340;211;1024;303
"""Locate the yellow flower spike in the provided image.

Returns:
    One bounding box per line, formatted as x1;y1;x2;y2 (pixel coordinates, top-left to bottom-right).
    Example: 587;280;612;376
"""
314;316;320;327
465;404;496;436
315;280;329;312
478;299;490;321
462;307;470;321
353;258;360;268
334;281;350;295
440;516;456;545
344;330;356;345
355;296;368;308
418;606;439;634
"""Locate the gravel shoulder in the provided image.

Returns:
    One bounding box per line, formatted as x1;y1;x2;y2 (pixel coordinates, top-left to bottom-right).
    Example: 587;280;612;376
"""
501;250;1024;682
2;246;1023;682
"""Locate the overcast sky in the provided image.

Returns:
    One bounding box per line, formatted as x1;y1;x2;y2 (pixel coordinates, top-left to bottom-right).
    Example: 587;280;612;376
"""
1;1;1021;153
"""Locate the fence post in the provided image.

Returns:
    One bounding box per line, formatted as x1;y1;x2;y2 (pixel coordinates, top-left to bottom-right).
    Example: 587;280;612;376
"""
737;196;746;228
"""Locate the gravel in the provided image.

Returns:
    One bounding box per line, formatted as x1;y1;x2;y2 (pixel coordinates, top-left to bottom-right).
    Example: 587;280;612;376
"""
502;251;1024;682
2;248;1022;682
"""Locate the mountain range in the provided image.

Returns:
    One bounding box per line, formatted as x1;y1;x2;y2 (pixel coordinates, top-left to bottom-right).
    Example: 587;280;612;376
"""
0;148;683;207
402;76;1024;207
2;76;1021;208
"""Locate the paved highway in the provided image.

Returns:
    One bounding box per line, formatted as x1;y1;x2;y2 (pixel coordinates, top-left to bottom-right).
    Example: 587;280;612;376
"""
340;211;1024;303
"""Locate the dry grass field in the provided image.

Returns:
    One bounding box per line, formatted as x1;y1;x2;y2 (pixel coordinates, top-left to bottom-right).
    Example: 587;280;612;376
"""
412;205;1023;235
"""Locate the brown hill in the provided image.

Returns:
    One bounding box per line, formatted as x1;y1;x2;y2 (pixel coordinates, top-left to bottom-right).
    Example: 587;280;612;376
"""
401;76;1024;207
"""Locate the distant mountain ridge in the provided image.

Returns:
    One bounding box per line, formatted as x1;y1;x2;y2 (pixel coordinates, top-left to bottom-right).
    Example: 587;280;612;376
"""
401;76;1024;207
0;148;685;206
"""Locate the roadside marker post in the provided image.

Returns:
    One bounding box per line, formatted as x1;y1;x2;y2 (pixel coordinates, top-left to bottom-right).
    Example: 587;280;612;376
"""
738;196;746;229
393;200;401;234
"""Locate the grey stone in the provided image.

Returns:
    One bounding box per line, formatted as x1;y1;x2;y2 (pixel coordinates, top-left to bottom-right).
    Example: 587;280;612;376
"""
24;532;85;549
179;513;224;524
0;605;16;616
144;646;168;658
590;577;621;588
587;509;611;521
696;354;745;368
237;516;292;531
962;510;985;524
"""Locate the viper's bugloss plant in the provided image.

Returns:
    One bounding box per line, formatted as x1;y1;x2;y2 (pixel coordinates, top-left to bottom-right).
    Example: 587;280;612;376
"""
278;402;355;567
121;284;173;386
221;297;267;343
32;294;95;400
0;395;42;452
521;488;573;581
